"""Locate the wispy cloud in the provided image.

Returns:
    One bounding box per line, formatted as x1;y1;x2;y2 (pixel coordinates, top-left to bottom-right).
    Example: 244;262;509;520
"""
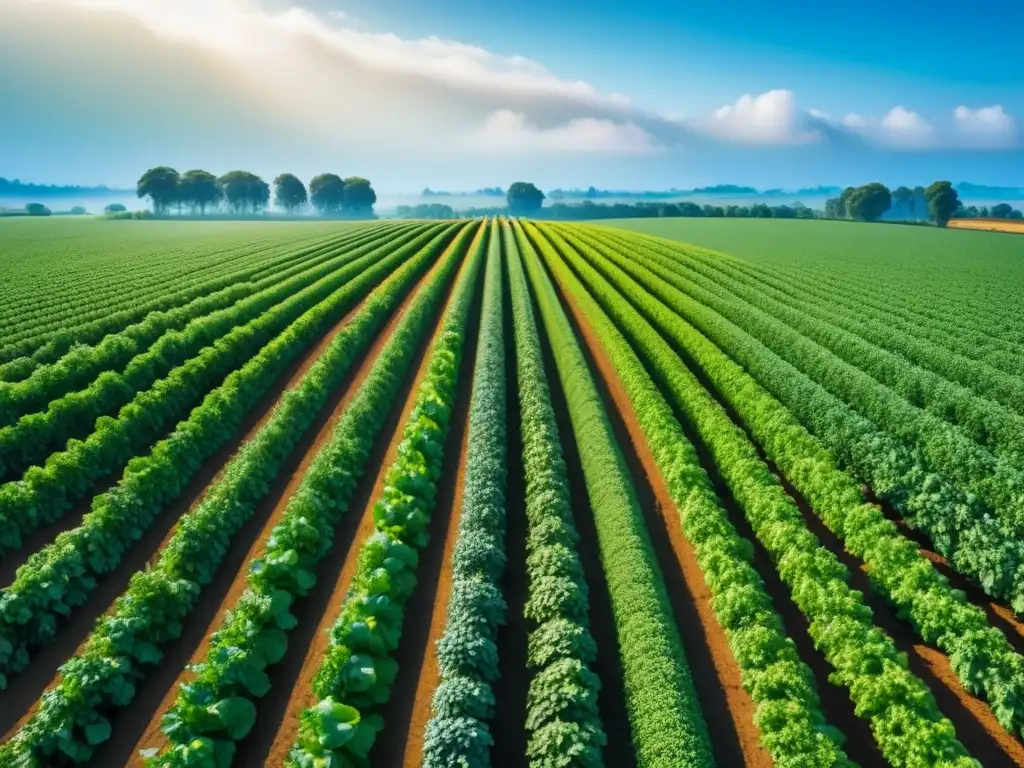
475;110;662;154
695;90;821;145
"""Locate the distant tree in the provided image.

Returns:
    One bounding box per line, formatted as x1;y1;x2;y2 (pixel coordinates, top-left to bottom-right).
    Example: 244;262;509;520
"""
990;203;1014;219
846;183;892;222
1009;209;1024;220
823;198;841;219
179;169;222;215
341;177;377;217
750;203;774;218
104;203;127;213
25;203;51;216
218;171;269;215
979;206;990;218
677;202;704;217
892;186;914;218
310;173;347;215
910;185;926;219
136;166;180;216
772;205;797;219
924;180;960;226
69;206;87;215
274;174;308;214
837;186;857;219
507;182;546;216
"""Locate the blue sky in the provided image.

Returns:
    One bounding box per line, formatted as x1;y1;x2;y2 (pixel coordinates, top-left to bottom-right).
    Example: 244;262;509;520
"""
2;0;1022;191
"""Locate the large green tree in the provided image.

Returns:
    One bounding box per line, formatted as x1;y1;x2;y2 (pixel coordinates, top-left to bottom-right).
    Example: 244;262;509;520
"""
341;177;377;217
837;186;857;219
846;182;892;222
309;173;346;214
136;166;180;216
218;171;269;215
273;173;308;214
179;169;222;215
507;182;545;216
924;180;960;226
892;186;914;218
990;203;1014;219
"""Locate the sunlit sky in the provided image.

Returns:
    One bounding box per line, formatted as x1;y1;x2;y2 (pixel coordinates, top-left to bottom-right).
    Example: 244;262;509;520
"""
2;0;1022;191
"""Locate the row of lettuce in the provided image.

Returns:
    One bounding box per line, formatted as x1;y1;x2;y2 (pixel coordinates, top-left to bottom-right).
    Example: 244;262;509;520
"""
544;220;1024;757
0;226;413;487
0;225;396;421
601;228;1024;611
0;221;473;763
0;227;361;369
0;224;453;689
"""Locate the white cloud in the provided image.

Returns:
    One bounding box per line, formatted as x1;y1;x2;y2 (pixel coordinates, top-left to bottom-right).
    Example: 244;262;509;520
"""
952;105;1016;147
696;90;821;145
476;110;662;154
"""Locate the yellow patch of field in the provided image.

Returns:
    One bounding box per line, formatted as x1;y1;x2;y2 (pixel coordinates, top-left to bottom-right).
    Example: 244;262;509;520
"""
948;218;1024;234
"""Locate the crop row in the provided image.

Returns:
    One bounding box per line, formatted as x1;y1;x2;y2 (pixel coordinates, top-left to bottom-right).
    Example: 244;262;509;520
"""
422;220;508;766
286;220;489;768
498;221;606;767
0;224;396;399
0;225;438;559
540;223;981;766
146;222;480;766
0;226;389;371
0;226;355;342
559;224;1024;737
0;223;466;765
638;236;1024;447
667;239;1024;401
0;225;428;482
586;231;1024;611
0;226;451;688
515;221;715;767
525;222;847;766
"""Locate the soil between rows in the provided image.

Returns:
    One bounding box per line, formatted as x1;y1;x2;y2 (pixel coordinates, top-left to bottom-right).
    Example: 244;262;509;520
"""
488;234;531;763
0;260;398;743
530;262;637;768
115;229;466;767
379;265;482;767
579;231;1024;764
247;222;486;767
547;261;772;768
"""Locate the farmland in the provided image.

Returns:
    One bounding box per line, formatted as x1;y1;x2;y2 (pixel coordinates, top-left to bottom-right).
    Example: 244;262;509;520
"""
0;216;1023;768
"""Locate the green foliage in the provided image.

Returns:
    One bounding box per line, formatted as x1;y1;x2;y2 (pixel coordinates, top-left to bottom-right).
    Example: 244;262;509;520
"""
422;221;507;767
0;226;448;691
517;220;715;767
507;182;546;216
553;223;991;765
573;224;1024;737
273;173;309;214
310;173;347;215
179;170;222;215
218;171;270;215
151;223;475;765
845;182;892;221
0;223;466;765
287;222;488;768
925;181;960;226
137;166;181;215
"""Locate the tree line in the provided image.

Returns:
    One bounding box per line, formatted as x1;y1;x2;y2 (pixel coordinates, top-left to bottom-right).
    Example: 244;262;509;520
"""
819;180;1020;226
135;167;377;217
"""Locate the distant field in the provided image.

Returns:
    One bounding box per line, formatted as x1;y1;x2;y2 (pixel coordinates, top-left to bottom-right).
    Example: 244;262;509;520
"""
949;217;1024;234
2;216;1024;767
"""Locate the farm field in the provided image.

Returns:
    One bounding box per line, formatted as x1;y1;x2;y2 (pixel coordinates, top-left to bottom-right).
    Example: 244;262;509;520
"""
0;216;1023;768
948;219;1024;235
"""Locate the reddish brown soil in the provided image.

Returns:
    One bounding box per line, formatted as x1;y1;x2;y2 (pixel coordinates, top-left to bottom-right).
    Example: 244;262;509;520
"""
244;224;485;768
0;283;391;744
363;227;482;767
115;230;467;767
601;260;1024;765
536;299;638;768
866;487;1024;653
556;284;773;767
489;258;531;761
